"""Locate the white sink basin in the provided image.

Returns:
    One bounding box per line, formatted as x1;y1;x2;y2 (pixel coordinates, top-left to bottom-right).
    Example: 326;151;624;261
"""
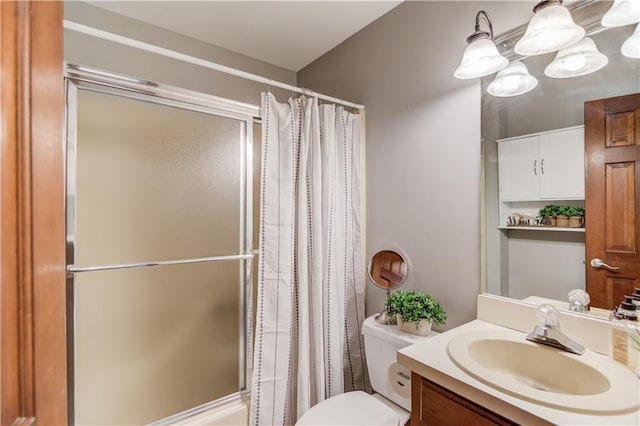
447;330;639;413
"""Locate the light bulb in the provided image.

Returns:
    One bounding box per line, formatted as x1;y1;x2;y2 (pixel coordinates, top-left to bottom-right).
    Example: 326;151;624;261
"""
563;54;587;71
622;23;640;59
545;37;608;78
498;75;521;92
487;61;538;97
602;0;640;28
515;4;585;56
454;10;508;79
454;38;508;79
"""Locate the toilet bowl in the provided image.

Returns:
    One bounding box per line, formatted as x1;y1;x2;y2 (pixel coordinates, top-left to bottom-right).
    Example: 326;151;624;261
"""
296;314;436;425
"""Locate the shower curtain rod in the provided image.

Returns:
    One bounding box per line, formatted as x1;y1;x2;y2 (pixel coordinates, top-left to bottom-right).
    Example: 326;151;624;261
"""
63;20;365;110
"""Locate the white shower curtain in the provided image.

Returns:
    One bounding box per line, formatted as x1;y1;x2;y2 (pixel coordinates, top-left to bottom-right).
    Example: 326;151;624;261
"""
250;92;368;425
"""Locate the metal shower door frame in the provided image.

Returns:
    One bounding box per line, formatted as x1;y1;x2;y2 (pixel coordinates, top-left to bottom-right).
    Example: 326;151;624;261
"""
63;63;259;424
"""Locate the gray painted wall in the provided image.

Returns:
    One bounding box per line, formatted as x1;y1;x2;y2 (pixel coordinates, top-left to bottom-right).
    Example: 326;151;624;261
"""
298;1;535;329
65;2;295;105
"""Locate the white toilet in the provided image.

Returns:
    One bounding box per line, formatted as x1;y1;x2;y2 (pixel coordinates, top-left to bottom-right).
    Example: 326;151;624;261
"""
296;314;436;425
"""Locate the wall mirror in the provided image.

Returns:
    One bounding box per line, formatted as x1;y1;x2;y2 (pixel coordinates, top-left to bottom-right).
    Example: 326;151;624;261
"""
368;250;408;323
481;1;640;315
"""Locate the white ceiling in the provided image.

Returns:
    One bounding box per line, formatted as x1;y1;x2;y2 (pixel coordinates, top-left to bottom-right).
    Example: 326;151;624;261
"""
87;1;404;71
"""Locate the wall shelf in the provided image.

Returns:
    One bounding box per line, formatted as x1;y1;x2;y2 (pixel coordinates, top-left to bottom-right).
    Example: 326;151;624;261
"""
498;226;585;233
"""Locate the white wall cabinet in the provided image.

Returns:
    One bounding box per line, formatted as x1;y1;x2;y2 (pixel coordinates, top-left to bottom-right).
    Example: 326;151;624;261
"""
498;126;584;202
498;136;539;201
496;126;585;231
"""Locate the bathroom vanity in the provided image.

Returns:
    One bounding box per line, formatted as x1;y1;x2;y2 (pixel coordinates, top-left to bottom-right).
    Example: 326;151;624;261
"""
411;372;520;425
397;295;640;426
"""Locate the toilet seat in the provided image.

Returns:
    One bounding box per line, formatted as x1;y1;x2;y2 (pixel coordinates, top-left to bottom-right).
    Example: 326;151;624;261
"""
296;391;404;426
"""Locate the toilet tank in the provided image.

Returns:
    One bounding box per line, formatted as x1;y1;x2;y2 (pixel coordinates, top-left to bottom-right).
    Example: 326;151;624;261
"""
362;315;436;411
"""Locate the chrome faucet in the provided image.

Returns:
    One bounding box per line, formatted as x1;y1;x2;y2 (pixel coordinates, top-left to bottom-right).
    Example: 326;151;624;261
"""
526;304;585;355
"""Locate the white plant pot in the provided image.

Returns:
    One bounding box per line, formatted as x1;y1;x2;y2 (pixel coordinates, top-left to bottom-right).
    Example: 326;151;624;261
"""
396;314;432;336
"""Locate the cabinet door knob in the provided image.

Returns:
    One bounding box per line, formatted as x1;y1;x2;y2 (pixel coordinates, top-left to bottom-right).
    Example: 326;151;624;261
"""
533;160;537;176
590;258;620;271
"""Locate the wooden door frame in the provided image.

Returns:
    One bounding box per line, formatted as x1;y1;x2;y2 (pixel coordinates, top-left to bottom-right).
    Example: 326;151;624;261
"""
1;1;67;424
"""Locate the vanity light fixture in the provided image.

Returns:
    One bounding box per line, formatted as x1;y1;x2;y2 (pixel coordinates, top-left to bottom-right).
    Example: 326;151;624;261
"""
545;37;608;78
454;10;508;79
621;23;640;59
487;61;538;97
601;0;640;28
514;0;585;56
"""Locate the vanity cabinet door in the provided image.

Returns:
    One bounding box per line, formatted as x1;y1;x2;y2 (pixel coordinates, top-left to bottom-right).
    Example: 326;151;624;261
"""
411;373;517;426
539;127;585;199
498;136;540;201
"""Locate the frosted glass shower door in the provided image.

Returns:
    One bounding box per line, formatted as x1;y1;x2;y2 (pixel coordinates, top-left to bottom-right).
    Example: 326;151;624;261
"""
74;90;241;265
67;83;254;425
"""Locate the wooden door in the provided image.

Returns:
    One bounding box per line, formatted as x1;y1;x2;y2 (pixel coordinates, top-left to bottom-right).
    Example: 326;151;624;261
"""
0;1;67;424
585;93;640;309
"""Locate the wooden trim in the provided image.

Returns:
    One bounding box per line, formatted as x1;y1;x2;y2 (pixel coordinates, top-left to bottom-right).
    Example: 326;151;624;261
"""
411;372;421;426
1;1;22;423
0;1;67;424
31;1;67;423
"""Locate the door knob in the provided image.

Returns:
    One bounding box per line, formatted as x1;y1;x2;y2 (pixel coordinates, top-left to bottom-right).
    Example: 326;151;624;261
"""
590;258;620;271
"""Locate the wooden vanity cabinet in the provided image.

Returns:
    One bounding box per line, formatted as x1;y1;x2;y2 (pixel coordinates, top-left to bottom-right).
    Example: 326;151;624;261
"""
410;372;518;426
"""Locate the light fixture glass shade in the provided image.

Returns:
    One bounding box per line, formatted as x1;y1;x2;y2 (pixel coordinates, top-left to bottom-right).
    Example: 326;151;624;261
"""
487;61;538;97
454;38;508;79
621;23;640;59
601;0;640;28
514;4;585;56
545;37;609;78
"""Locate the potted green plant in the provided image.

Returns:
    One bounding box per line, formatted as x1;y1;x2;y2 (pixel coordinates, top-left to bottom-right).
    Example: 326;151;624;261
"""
565;206;585;228
385;290;446;336
538;205;560;226
556;205;570;227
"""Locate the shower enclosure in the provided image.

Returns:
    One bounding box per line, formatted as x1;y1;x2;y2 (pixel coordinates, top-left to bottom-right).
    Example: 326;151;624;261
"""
64;64;259;425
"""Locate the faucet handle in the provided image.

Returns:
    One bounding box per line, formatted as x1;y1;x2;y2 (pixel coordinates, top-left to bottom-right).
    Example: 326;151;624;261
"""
536;304;560;328
568;289;590;312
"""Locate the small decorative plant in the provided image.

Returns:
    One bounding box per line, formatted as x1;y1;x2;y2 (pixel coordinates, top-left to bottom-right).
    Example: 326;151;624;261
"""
538;205;561;226
385;290;447;328
555;205;570;217
538;204;560;218
564;206;585;217
554;206;570;226
553;205;585;227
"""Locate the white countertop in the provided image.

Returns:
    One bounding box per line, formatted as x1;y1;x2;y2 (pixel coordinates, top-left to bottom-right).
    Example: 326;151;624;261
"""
397;319;640;425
